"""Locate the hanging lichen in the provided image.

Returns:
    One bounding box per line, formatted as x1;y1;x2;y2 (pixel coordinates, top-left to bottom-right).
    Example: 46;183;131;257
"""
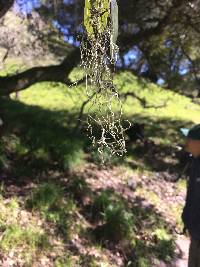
81;0;127;162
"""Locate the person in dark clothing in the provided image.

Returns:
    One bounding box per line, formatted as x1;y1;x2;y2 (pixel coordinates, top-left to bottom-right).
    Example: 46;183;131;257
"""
181;124;200;267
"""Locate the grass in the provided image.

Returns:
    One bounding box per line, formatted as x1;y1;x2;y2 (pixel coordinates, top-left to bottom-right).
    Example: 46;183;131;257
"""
102;203;135;241
176;179;187;192
115;72;200;125
0;98;85;176
26;182;77;240
91;188;175;265
1;69;199;175
152;228;175;262
0;195;50;265
55;256;74;267
26;182;64;211
129;203;176;266
92;190;135;243
92;191;112;221
134;178;185;231
6;197;19;210
0;224;49;252
1;67;198;266
136;187;160;206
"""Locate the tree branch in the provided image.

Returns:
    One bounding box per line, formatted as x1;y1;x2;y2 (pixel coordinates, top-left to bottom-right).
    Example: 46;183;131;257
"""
73;92;96;134
121;91;169;109
118;0;185;49
0;0;14;20
68;76;86;87
0;48;81;96
180;44;200;85
121;92;147;107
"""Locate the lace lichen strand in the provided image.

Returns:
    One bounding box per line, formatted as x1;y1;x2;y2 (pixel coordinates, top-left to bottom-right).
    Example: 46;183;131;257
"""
81;0;127;162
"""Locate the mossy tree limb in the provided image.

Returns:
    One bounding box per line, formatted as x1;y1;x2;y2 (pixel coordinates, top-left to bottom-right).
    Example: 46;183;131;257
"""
0;48;81;96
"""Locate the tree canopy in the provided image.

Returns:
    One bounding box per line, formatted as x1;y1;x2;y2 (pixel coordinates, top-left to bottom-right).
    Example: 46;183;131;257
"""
0;0;200;97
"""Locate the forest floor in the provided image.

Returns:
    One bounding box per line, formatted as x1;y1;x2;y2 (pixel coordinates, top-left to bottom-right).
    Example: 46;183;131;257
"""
0;162;189;267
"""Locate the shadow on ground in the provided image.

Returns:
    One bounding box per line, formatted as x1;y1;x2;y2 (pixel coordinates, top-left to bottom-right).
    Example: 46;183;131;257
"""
123;114;193;177
0;98;193;188
0;98;89;180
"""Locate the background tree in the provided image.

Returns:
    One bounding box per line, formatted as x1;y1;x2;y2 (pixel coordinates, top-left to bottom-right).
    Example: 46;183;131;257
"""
0;0;200;97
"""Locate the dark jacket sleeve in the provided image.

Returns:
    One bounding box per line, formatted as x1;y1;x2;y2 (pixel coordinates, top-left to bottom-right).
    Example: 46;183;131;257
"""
181;177;193;229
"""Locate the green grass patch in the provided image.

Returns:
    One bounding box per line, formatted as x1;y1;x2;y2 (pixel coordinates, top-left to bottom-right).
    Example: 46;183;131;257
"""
26;182;77;239
0;224;49;252
0;97;85;175
1;69;199;175
152;228;175;262
92;191;135;243
115;71;200;124
26;182;64;210
102;203;135;241
55;255;74;267
176;179;187;192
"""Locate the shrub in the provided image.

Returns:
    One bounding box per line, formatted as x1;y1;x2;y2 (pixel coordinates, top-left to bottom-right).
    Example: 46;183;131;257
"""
56;139;85;171
92;191;112;221
94;202;135;243
26;182;63;211
103;204;134;241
